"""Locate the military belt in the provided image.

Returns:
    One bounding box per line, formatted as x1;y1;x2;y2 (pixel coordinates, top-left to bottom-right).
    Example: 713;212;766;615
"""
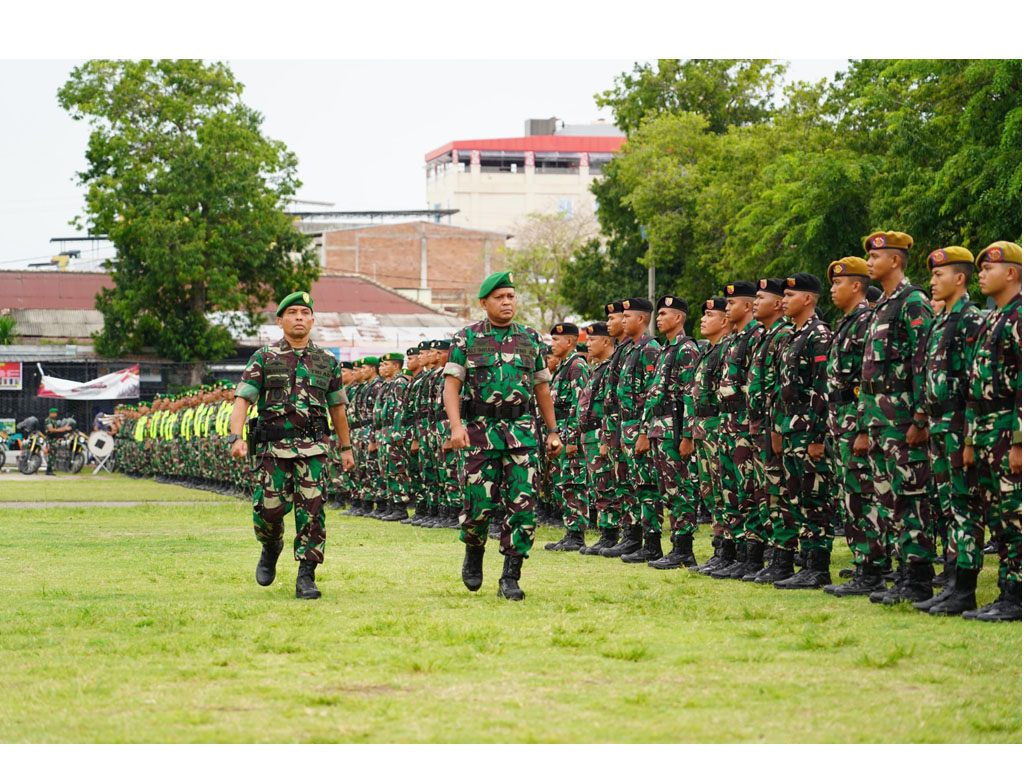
251;417;329;443
925;397;965;417
460;400;529;420
554;405;572;421
781;402;810;416
828;388;858;405
968;397;1017;416
863;381;912;395
718;400;746;414
652;403;675;417
580;419;601;433
695;405;717;418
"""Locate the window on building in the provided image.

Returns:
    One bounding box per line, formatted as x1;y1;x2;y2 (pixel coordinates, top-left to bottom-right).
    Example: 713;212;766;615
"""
535;152;580;174
588;153;614;176
479;151;526;174
557;199;574;216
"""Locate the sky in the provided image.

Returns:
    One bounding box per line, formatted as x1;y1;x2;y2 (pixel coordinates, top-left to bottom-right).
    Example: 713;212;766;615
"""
0;58;849;272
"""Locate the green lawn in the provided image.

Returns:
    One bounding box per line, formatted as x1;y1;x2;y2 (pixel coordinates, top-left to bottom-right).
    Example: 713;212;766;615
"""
0;477;1019;743
0;472;228;502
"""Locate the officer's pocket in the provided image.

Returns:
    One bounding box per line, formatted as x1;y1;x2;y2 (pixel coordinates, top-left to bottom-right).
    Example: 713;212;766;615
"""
265;373;290;403
466;353;495;380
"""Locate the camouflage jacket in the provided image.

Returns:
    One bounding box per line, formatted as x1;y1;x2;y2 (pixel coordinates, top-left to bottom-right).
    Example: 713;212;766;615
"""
236;338;346;458
826;300;873;437
746;317;793;434
599;340;631;446
717;319;765;433
403;368;432;441
374;375;409;443
551;352;590;438
923;293;986;435
686;339;728;441
641;334;699;442
444;319;550;450
615;333;662;446
571;357;611;445
966;293;1021;447
857;277;933;429
774;317;832;441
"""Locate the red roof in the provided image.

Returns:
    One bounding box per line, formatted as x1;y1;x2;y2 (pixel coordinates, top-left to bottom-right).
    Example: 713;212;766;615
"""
425;135;625;163
0;271;435;316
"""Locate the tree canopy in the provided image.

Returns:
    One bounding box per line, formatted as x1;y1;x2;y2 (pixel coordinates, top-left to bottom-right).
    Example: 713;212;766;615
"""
58;59;318;366
562;58;1022;329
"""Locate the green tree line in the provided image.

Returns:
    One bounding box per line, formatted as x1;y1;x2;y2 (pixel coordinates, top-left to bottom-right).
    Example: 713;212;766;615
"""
561;59;1022;330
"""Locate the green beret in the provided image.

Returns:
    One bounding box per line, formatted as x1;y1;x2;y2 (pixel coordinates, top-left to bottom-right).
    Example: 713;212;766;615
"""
430;339;451;350
216;379;234;388
382;352;404;362
340;361;353;370
478;270;515;299
276;291;314;317
362;356;380;367
417;340;432;350
48;407;58;413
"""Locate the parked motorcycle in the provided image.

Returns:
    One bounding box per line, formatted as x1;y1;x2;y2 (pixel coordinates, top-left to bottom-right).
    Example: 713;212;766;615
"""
16;416;45;475
0;427;8;470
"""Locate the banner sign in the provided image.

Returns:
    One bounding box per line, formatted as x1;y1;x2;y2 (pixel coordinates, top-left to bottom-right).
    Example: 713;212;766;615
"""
37;364;140;401
0;362;22;391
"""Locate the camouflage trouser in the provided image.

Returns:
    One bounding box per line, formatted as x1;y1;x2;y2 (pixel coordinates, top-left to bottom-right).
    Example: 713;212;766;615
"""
623;441;661;533
749;424;778;544
252;452;328;563
719;427;757;542
384;439;411;504
867;425;934;565
552;441;588;531
780;431;833;552
652;438;697;536
441;431;464;509
975;431;1022;584
929;430;983;568
695;421;726;536
459;446;536;556
604;442;630;528
833;427;885;567
583;437;615;529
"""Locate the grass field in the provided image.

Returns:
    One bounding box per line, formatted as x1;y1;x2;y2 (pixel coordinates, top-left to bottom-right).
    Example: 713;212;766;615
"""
0;476;1019;743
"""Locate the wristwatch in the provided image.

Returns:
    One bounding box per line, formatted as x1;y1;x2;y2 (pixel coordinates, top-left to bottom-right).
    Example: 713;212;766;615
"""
227;433;242;444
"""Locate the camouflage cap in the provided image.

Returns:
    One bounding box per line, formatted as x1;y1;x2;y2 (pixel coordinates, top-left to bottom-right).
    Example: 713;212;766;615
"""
276;291;313;317
975;241;1022;268
927;246;974;270
827;257;870;283
478;270;515;299
864;231;913;252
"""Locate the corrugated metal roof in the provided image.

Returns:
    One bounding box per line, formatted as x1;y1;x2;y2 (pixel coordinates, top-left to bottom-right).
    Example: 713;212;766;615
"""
11;309;104;338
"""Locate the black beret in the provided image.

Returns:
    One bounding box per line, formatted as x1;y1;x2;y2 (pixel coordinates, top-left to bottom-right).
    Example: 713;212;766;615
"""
865;286;883;303
657;295;688;313
605;300;624;315
406;347;420;356
430;339;451;350
723;281;757;299
786;273;822;294
703;297;727;313
585;321;610;337
340;361;354;370
550;322;579;337
622;297;654;313
757;278;786;297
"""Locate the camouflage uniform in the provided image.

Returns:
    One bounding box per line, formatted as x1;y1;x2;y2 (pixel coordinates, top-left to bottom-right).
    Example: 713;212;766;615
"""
599;340;633;531
616;332;662;533
444;319;550;556
858;277;934;566
965;292;1021;586
236;338;346;563
571;357;615;532
826;299;884;566
550;349;590;532
689;337;729;532
641;333;700;537
923;293;986;568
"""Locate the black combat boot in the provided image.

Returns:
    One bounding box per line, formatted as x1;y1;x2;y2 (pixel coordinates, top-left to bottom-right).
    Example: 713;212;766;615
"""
710;539;746;579
650;532;695;569
825;561;884;597
428;505;447;528
255;538;284;586
870;562;906;603
881;562;933;605
558;529;586;552
794;549;807;569
498;555;525;601
754;547;795;584
691;536;723;573
402;501;425;525
545;530;573;551
622;531;663;563
745;546;776;582
295;560;321;599
968;580;1021;623
926;568;978;615
736;541;766;580
462;545;485;592
701;537;735;575
776;548;831;590
932;555;955;588
443;505;461;529
580;526;617;556
601;523;642;558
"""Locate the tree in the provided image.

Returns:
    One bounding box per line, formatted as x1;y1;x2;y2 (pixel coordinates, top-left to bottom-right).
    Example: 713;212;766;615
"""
500;212;598;330
58;60;318;379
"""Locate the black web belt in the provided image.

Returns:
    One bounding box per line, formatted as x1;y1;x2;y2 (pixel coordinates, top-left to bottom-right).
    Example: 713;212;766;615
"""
968;397;1017;416
863;381;912;395
251;417;328;442
460;401;529;420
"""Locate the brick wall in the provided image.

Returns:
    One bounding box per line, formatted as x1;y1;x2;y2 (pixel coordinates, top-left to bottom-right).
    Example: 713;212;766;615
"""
322;222;507;314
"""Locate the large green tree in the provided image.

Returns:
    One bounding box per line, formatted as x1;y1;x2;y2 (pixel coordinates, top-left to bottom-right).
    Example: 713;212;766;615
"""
58;60;318;375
